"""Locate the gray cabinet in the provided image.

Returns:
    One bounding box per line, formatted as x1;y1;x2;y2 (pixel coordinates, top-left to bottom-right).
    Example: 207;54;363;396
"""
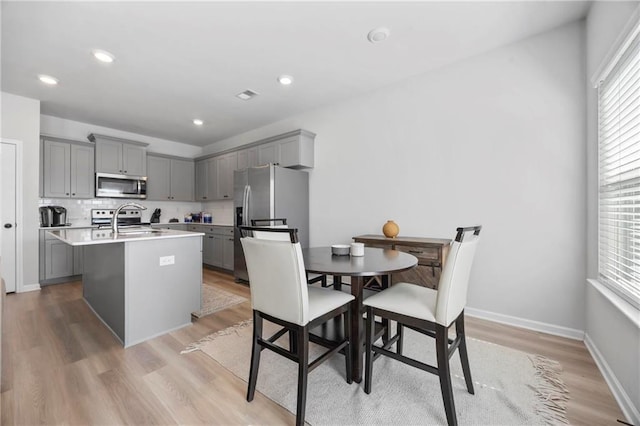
195;158;217;201
258;143;279;166
188;225;233;270
195;152;236;201
42;137;94;199
222;234;234;270
40;229;87;282
89;133;148;176
215;152;237;200
45;239;73;279
147;154;194;201
170;158;195;201
237;147;258;170
256;130;315;169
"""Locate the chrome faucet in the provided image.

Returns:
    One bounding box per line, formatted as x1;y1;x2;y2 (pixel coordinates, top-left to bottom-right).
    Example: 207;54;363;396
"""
112;202;147;234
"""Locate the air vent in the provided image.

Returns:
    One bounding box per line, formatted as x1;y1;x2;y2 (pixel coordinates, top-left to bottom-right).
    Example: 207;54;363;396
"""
236;89;259;100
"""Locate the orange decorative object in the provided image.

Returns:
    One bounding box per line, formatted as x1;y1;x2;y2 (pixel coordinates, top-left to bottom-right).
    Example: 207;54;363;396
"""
382;220;399;238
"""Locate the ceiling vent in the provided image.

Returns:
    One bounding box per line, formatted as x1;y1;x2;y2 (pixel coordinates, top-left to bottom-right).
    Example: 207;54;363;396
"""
236;89;259;100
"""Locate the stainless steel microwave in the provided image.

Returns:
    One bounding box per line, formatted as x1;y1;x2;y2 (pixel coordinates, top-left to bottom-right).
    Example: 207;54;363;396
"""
95;172;147;199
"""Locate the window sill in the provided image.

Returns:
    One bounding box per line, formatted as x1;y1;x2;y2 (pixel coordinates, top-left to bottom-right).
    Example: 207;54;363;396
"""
587;279;640;329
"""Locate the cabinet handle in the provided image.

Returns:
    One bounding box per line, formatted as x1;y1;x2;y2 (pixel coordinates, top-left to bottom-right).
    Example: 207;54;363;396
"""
124;170;127;173
66;193;69;196
408;250;424;254
72;193;75;196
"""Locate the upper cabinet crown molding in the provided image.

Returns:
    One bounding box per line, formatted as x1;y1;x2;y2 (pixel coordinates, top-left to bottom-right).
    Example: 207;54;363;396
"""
41;134;94;147
195;129;316;167
87;133;149;148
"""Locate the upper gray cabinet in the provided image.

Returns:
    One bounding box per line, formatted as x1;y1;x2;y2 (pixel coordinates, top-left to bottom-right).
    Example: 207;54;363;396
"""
89;133;148;176
237;147;258;170
41;136;94;199
147;154;194;201
215;152;237;200
195;157;217;201
255;129;315;169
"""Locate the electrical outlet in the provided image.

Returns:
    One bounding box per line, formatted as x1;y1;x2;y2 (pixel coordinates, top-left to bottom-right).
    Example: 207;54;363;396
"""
159;255;175;266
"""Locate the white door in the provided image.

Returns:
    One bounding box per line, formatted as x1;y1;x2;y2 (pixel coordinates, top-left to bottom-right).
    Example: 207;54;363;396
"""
1;140;18;292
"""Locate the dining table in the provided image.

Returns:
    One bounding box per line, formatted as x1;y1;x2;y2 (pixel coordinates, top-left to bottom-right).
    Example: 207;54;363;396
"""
302;246;418;382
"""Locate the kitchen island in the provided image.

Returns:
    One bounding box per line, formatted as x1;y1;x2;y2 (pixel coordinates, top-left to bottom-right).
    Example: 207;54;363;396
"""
48;228;205;347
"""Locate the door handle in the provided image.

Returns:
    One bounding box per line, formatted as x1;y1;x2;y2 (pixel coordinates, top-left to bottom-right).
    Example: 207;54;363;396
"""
4;223;13;229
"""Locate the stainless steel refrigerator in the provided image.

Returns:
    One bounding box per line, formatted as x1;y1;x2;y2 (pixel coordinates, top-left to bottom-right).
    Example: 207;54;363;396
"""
234;164;309;282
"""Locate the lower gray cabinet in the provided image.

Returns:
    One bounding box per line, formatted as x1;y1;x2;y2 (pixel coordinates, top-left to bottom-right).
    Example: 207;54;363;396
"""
203;234;216;265
44;238;74;280
189;225;233;271
40;229;85;282
222;235;233;270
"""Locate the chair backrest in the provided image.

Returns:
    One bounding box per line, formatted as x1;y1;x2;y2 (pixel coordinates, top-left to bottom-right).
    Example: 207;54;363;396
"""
239;225;294;241
251;218;287;226
434;226;482;326
241;236;310;325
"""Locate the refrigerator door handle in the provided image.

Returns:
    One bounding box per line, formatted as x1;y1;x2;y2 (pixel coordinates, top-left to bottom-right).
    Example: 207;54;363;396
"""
245;185;251;226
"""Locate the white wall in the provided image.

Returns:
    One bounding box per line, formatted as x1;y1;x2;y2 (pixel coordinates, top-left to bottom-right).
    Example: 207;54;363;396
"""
40;115;203;158
1;92;41;289
203;22;587;334
585;2;640;423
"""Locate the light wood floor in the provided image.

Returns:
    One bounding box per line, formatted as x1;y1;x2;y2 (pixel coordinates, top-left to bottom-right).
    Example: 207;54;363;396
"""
1;268;625;425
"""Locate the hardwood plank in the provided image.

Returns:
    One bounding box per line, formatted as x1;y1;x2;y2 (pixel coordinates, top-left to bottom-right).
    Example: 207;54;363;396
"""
0;269;626;425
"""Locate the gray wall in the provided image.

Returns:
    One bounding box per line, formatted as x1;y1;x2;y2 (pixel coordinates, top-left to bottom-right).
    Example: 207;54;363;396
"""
585;2;640;423
201;22;588;335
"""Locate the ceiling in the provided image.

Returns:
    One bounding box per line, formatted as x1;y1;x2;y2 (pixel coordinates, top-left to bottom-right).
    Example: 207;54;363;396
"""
1;1;590;147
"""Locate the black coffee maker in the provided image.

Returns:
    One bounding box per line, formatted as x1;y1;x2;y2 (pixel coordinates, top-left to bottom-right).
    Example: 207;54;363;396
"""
39;206;67;227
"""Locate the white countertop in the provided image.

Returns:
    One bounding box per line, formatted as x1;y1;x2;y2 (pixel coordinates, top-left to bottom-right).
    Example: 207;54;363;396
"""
184;222;234;227
47;227;205;246
40;222;234;230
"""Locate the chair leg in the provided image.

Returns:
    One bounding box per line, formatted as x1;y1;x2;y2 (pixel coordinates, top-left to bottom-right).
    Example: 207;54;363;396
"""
295;325;309;426
456;312;474;394
396;322;404;355
343;308;353;384
247;311;263;402
364;306;375;394
436;324;457;426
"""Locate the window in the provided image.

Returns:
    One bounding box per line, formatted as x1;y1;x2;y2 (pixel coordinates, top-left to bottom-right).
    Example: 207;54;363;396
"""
598;29;640;309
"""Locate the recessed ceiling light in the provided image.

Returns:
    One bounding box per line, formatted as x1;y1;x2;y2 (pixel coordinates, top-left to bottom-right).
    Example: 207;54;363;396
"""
278;75;294;85
38;74;59;85
367;27;390;43
236;89;259;100
193;119;204;126
92;49;115;63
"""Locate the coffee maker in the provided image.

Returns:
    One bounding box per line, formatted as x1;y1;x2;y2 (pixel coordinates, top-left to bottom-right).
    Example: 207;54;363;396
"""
39;206;67;227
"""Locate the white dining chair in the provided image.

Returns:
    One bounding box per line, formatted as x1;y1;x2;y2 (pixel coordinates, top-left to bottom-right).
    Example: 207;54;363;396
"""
240;227;355;426
247;221;328;287
362;225;482;426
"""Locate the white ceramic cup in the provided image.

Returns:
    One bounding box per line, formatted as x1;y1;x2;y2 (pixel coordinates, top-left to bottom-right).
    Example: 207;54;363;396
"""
350;242;365;257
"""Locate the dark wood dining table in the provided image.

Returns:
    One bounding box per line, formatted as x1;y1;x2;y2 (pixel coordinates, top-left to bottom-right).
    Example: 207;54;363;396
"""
302;246;418;382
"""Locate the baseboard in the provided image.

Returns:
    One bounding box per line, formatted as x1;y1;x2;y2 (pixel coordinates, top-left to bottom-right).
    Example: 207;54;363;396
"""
19;282;41;293
584;333;640;425
465;307;585;340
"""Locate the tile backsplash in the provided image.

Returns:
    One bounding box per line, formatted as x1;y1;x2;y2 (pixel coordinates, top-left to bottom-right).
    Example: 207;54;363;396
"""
38;199;234;227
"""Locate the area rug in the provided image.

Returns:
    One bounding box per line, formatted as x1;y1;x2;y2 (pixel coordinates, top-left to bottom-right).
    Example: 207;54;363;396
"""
183;320;569;425
191;284;248;318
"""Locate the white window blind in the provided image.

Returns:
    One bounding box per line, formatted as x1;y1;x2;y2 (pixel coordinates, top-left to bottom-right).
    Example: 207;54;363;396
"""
598;30;640;309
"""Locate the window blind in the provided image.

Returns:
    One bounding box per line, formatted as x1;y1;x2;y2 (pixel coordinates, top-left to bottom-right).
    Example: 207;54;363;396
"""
598;31;640;309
